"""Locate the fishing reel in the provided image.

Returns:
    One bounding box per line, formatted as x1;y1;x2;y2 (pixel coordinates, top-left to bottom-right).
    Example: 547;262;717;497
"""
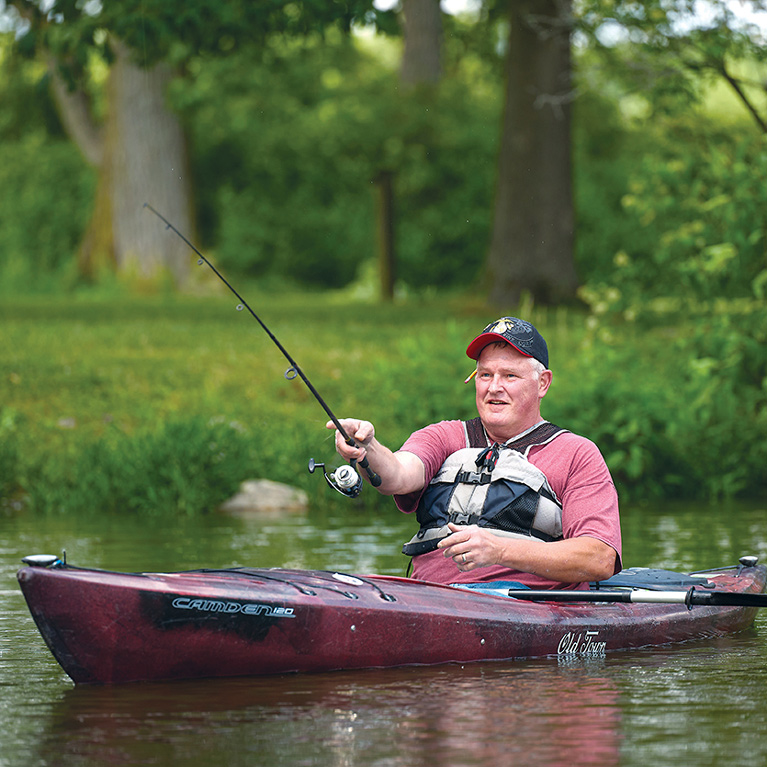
308;458;363;499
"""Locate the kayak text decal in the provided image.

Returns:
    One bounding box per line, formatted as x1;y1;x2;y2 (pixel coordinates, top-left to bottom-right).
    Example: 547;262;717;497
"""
557;630;606;657
172;597;296;618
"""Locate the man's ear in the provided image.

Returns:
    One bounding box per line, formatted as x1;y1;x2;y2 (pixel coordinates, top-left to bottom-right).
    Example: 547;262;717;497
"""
539;369;553;398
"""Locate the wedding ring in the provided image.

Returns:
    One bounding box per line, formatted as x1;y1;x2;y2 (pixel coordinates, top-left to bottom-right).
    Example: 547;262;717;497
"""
462;554;467;564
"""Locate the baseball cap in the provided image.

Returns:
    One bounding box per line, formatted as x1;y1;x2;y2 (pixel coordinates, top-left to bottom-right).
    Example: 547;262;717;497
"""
465;317;549;368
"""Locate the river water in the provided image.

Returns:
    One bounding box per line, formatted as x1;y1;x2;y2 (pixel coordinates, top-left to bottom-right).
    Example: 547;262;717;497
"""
2;500;767;767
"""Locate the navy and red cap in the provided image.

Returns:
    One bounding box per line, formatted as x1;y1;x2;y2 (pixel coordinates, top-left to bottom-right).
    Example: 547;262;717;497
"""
465;317;549;369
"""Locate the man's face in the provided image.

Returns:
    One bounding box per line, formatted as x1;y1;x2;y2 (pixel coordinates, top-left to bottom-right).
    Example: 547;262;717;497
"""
474;344;552;442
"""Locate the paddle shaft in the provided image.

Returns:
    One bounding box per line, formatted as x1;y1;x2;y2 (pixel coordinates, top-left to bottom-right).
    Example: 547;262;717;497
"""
144;203;381;488
504;588;767;608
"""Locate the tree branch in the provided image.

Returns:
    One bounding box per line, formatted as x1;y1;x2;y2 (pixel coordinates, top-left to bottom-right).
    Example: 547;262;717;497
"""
718;61;767;135
47;56;105;167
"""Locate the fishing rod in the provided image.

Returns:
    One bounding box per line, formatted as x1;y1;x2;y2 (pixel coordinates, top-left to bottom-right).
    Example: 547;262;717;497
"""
144;203;381;498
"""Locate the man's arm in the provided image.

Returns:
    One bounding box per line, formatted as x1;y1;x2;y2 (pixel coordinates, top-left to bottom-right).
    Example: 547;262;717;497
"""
438;523;618;583
326;419;426;496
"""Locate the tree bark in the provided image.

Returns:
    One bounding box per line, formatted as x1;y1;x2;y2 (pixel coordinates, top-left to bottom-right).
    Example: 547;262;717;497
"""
400;0;442;86
109;40;192;285
48;40;192;286
487;0;578;306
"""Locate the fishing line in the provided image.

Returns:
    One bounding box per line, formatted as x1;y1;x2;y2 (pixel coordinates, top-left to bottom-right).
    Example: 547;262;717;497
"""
143;203;381;497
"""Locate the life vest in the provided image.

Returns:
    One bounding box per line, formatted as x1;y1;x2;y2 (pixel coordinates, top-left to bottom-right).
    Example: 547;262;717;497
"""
401;420;567;557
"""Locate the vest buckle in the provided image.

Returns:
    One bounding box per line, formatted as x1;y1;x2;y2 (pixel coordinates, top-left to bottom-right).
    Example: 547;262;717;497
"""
456;470;492;485
449;512;479;525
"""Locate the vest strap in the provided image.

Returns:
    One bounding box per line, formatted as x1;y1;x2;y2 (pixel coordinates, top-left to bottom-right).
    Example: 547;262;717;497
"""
465;417;487;448
465;418;566;455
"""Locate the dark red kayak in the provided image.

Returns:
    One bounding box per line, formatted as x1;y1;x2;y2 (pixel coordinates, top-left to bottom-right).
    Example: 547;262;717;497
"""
17;554;766;685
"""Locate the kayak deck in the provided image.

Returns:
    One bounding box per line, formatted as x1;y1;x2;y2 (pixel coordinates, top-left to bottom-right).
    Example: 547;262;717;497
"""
17;557;766;685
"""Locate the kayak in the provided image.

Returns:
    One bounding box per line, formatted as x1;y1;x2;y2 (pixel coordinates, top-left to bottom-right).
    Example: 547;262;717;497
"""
17;554;766;685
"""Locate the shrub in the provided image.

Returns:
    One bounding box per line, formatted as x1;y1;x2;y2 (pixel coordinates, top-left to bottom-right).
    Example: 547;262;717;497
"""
0;134;94;293
578;121;767;500
0;408;21;506
27;418;255;515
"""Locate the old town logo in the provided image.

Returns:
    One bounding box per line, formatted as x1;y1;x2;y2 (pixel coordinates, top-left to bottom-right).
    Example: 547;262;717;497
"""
557;630;607;657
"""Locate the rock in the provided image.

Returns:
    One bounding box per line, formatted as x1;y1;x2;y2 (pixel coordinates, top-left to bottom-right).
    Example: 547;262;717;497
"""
219;479;308;514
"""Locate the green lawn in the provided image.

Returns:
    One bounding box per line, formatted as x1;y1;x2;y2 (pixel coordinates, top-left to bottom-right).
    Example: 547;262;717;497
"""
2;289;762;512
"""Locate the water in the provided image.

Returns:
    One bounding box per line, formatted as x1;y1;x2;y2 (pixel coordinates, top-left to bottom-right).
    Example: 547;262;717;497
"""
2;500;767;767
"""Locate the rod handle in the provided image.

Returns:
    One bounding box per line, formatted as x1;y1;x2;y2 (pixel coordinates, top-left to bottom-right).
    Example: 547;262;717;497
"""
357;456;382;488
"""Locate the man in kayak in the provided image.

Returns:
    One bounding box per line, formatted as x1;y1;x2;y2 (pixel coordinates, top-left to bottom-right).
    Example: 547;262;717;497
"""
327;317;621;589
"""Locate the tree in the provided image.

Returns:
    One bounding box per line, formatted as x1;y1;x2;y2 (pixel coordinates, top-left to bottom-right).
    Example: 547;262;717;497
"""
578;0;767;134
400;0;443;86
2;0;383;287
52;39;193;284
487;0;577;306
485;0;767;307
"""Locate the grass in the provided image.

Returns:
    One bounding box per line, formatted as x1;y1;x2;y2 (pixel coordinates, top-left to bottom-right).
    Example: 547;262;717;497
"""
1;288;587;449
3;287;762;513
4;289;586;513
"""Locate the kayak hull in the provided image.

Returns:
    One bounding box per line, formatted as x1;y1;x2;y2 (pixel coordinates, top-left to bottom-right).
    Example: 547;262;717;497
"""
17;562;766;685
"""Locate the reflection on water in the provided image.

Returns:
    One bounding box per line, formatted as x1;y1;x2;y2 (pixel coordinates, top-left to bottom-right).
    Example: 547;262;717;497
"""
2;500;767;767
34;662;622;767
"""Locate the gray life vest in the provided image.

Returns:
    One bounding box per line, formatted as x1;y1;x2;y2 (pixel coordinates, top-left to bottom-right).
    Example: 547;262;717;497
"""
401;420;567;557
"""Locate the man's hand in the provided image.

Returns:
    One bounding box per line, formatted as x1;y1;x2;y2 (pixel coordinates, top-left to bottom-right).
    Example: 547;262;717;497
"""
437;523;504;572
326;419;374;462
438;522;617;582
325;418;426;496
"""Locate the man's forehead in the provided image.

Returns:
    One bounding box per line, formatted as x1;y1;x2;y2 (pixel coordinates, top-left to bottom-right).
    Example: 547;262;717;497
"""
477;345;533;368
477;343;532;365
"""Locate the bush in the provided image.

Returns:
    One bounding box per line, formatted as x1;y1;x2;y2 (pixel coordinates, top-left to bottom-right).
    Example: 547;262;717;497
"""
578;120;767;500
0;134;94;293
27;418;255;516
0;408;22;506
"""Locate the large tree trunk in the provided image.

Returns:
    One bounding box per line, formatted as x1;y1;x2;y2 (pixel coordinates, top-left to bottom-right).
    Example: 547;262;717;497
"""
400;0;442;86
109;41;192;285
487;0;578;307
50;40;192;286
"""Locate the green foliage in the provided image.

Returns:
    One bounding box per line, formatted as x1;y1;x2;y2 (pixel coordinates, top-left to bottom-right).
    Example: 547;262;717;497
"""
586;126;767;312
0;38;94;292
174;32;500;290
578;117;767;501
2;293;765;516
26;417;255;516
9;0;385;73
0;133;95;293
572;86;642;282
0;38;64;139
0;408;21;506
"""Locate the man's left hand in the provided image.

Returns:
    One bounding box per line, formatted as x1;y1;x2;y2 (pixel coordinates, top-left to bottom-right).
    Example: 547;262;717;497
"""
437;523;502;572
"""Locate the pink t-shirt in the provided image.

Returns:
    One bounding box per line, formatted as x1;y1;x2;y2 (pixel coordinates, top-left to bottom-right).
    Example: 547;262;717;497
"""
394;420;622;589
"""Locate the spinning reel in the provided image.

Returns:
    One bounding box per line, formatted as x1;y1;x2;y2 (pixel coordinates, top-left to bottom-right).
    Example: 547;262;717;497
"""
308;458;364;499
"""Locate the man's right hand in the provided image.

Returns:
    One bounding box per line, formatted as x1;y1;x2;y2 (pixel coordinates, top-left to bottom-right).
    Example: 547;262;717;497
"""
324;419;426;496
326;419;374;461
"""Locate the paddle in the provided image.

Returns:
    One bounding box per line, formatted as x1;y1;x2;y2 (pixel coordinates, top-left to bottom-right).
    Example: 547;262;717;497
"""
503;588;767;608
